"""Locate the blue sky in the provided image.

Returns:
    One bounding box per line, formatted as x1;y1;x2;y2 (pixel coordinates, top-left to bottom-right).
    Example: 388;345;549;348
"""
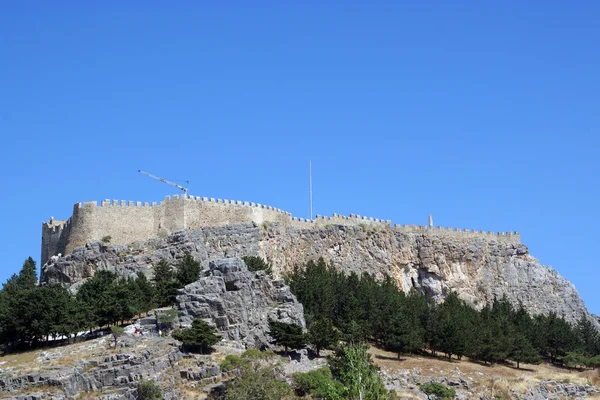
1;2;598;313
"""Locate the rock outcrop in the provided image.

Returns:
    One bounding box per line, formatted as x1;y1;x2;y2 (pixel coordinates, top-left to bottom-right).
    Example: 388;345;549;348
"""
42;222;597;328
0;336;188;399
175;258;306;349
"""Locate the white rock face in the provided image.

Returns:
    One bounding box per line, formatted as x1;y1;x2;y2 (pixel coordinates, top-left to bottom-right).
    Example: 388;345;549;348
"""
175;257;306;349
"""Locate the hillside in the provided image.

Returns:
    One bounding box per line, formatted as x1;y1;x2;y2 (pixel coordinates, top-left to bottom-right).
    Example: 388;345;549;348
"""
370;346;600;399
42;221;597;328
1;334;598;399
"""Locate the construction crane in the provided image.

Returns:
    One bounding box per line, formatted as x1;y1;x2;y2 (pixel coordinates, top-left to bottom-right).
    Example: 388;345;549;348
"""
138;170;189;196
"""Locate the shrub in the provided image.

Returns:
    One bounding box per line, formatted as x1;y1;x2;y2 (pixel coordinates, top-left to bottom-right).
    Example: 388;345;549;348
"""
420;382;456;399
221;354;246;372
242;256;273;275
156;308;178;331
221;349;278;372
137;379;162;399
224;366;293;400
293;366;345;399
101;235;112;243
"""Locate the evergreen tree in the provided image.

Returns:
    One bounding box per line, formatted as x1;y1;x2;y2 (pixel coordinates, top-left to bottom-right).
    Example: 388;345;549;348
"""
152;260;177;307
175;252;201;287
385;313;423;358
469;306;511;364
268;320;306;353
307;318;339;356
16;257;38;289
76;270;119;328
544;312;578;362
340;319;369;345
134;272;154;316
172;318;221;353
574;316;600;357
509;334;541;369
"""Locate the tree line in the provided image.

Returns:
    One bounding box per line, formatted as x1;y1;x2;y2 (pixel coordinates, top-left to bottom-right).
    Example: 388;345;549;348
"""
289;258;600;369
0;254;201;352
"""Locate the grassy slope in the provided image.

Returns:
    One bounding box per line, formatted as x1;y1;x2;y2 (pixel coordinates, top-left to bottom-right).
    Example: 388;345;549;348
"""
369;346;600;399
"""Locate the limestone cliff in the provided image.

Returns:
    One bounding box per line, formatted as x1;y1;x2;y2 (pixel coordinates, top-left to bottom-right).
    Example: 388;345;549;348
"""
175;258;306;349
41;222;597;328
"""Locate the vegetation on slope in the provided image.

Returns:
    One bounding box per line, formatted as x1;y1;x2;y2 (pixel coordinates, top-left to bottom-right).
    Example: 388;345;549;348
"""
288;258;600;369
0;254;200;352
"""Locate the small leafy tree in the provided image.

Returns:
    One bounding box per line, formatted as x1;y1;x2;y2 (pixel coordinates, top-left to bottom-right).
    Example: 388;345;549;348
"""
268;320;306;354
172;318;221;353
332;344;388;400
156;308;178;332
110;326;124;347
137;379;162;399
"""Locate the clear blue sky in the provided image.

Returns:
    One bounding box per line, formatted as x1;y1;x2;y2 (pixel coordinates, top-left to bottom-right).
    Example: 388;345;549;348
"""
1;2;598;313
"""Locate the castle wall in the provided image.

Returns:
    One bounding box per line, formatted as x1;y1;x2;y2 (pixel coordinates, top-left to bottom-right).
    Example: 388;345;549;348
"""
41;195;520;265
41;218;71;266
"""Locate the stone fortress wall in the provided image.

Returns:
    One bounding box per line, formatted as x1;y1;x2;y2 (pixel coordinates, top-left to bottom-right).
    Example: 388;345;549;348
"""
41;195;521;266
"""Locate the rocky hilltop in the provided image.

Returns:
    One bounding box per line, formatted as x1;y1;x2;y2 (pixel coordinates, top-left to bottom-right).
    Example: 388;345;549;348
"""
42;222;597;327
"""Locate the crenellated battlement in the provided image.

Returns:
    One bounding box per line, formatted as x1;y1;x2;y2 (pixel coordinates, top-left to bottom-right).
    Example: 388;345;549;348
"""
41;195;520;265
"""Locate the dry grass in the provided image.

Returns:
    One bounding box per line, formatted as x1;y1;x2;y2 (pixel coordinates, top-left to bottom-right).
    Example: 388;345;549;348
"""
369;346;599;397
0;348;39;368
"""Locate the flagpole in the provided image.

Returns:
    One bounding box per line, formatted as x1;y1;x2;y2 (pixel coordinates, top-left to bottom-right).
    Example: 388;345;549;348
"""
309;161;313;220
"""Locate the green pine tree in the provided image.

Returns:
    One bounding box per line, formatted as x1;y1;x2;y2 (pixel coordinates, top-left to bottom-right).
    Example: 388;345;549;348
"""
172;318;221;353
268;320;306;354
175;253;201;287
307;318;339;356
152;260;177;307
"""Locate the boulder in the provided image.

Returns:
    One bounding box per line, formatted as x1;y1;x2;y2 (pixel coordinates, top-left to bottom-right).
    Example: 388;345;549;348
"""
175;258;305;349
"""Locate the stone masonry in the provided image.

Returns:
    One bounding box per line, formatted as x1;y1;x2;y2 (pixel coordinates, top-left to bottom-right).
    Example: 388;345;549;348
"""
42;195;520;266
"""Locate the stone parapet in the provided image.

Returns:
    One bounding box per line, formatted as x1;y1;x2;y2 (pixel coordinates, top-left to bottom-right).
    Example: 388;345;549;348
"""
41;195;520;265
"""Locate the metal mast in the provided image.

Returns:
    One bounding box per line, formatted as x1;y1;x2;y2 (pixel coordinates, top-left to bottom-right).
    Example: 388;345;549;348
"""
138;170;189;196
309;161;313;220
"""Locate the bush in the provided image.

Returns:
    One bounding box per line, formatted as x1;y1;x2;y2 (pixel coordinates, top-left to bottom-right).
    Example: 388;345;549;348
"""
293;366;345;399
156;308;178;331
242;256;273;275
137;379;162;399
221;354;246;372
220;349;278;372
420;382;456;399
225;366;293;400
101;235;112;243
